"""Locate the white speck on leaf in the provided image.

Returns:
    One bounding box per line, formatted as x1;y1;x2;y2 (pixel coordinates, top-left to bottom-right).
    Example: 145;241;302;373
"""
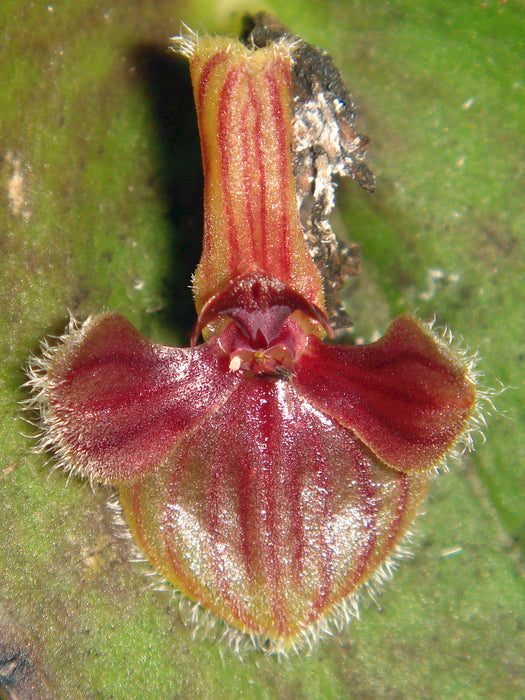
6;151;31;222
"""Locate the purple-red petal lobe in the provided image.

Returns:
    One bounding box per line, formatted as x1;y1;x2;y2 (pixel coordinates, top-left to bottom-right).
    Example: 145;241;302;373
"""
42;313;241;483
294;315;476;472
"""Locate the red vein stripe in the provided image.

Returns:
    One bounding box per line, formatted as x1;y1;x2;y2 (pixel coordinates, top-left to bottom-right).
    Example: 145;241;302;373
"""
299;411;337;625
239;91;259;265
217;65;244;272
264;69;293;281
206;443;255;629
259;385;288;634
338;470;411;603
195;49;231;278
302;432;379;625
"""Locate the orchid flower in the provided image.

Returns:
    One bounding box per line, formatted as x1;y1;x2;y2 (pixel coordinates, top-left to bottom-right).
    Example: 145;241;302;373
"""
29;34;476;650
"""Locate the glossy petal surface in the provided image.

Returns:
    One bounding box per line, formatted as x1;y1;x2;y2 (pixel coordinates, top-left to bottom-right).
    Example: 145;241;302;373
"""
119;377;431;641
37;310;475;643
295;315;476;472
43;313;240;482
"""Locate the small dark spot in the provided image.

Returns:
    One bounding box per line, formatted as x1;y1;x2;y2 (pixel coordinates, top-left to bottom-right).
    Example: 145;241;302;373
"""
0;649;28;695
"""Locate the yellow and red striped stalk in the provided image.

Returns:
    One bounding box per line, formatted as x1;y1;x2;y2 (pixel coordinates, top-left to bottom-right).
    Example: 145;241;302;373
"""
187;37;326;318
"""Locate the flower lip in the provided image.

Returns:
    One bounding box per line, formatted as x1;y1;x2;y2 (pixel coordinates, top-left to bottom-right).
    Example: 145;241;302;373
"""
191;271;334;349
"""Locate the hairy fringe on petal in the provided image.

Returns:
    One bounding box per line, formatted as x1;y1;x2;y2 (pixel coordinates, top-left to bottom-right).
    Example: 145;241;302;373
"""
423;316;499;466
23;314;113;487
106;492;421;658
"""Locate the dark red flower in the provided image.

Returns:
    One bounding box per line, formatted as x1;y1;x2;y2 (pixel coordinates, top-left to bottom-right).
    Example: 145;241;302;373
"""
29;34;477;649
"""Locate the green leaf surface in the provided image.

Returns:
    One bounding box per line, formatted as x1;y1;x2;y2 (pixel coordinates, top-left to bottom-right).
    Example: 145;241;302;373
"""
1;0;524;698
